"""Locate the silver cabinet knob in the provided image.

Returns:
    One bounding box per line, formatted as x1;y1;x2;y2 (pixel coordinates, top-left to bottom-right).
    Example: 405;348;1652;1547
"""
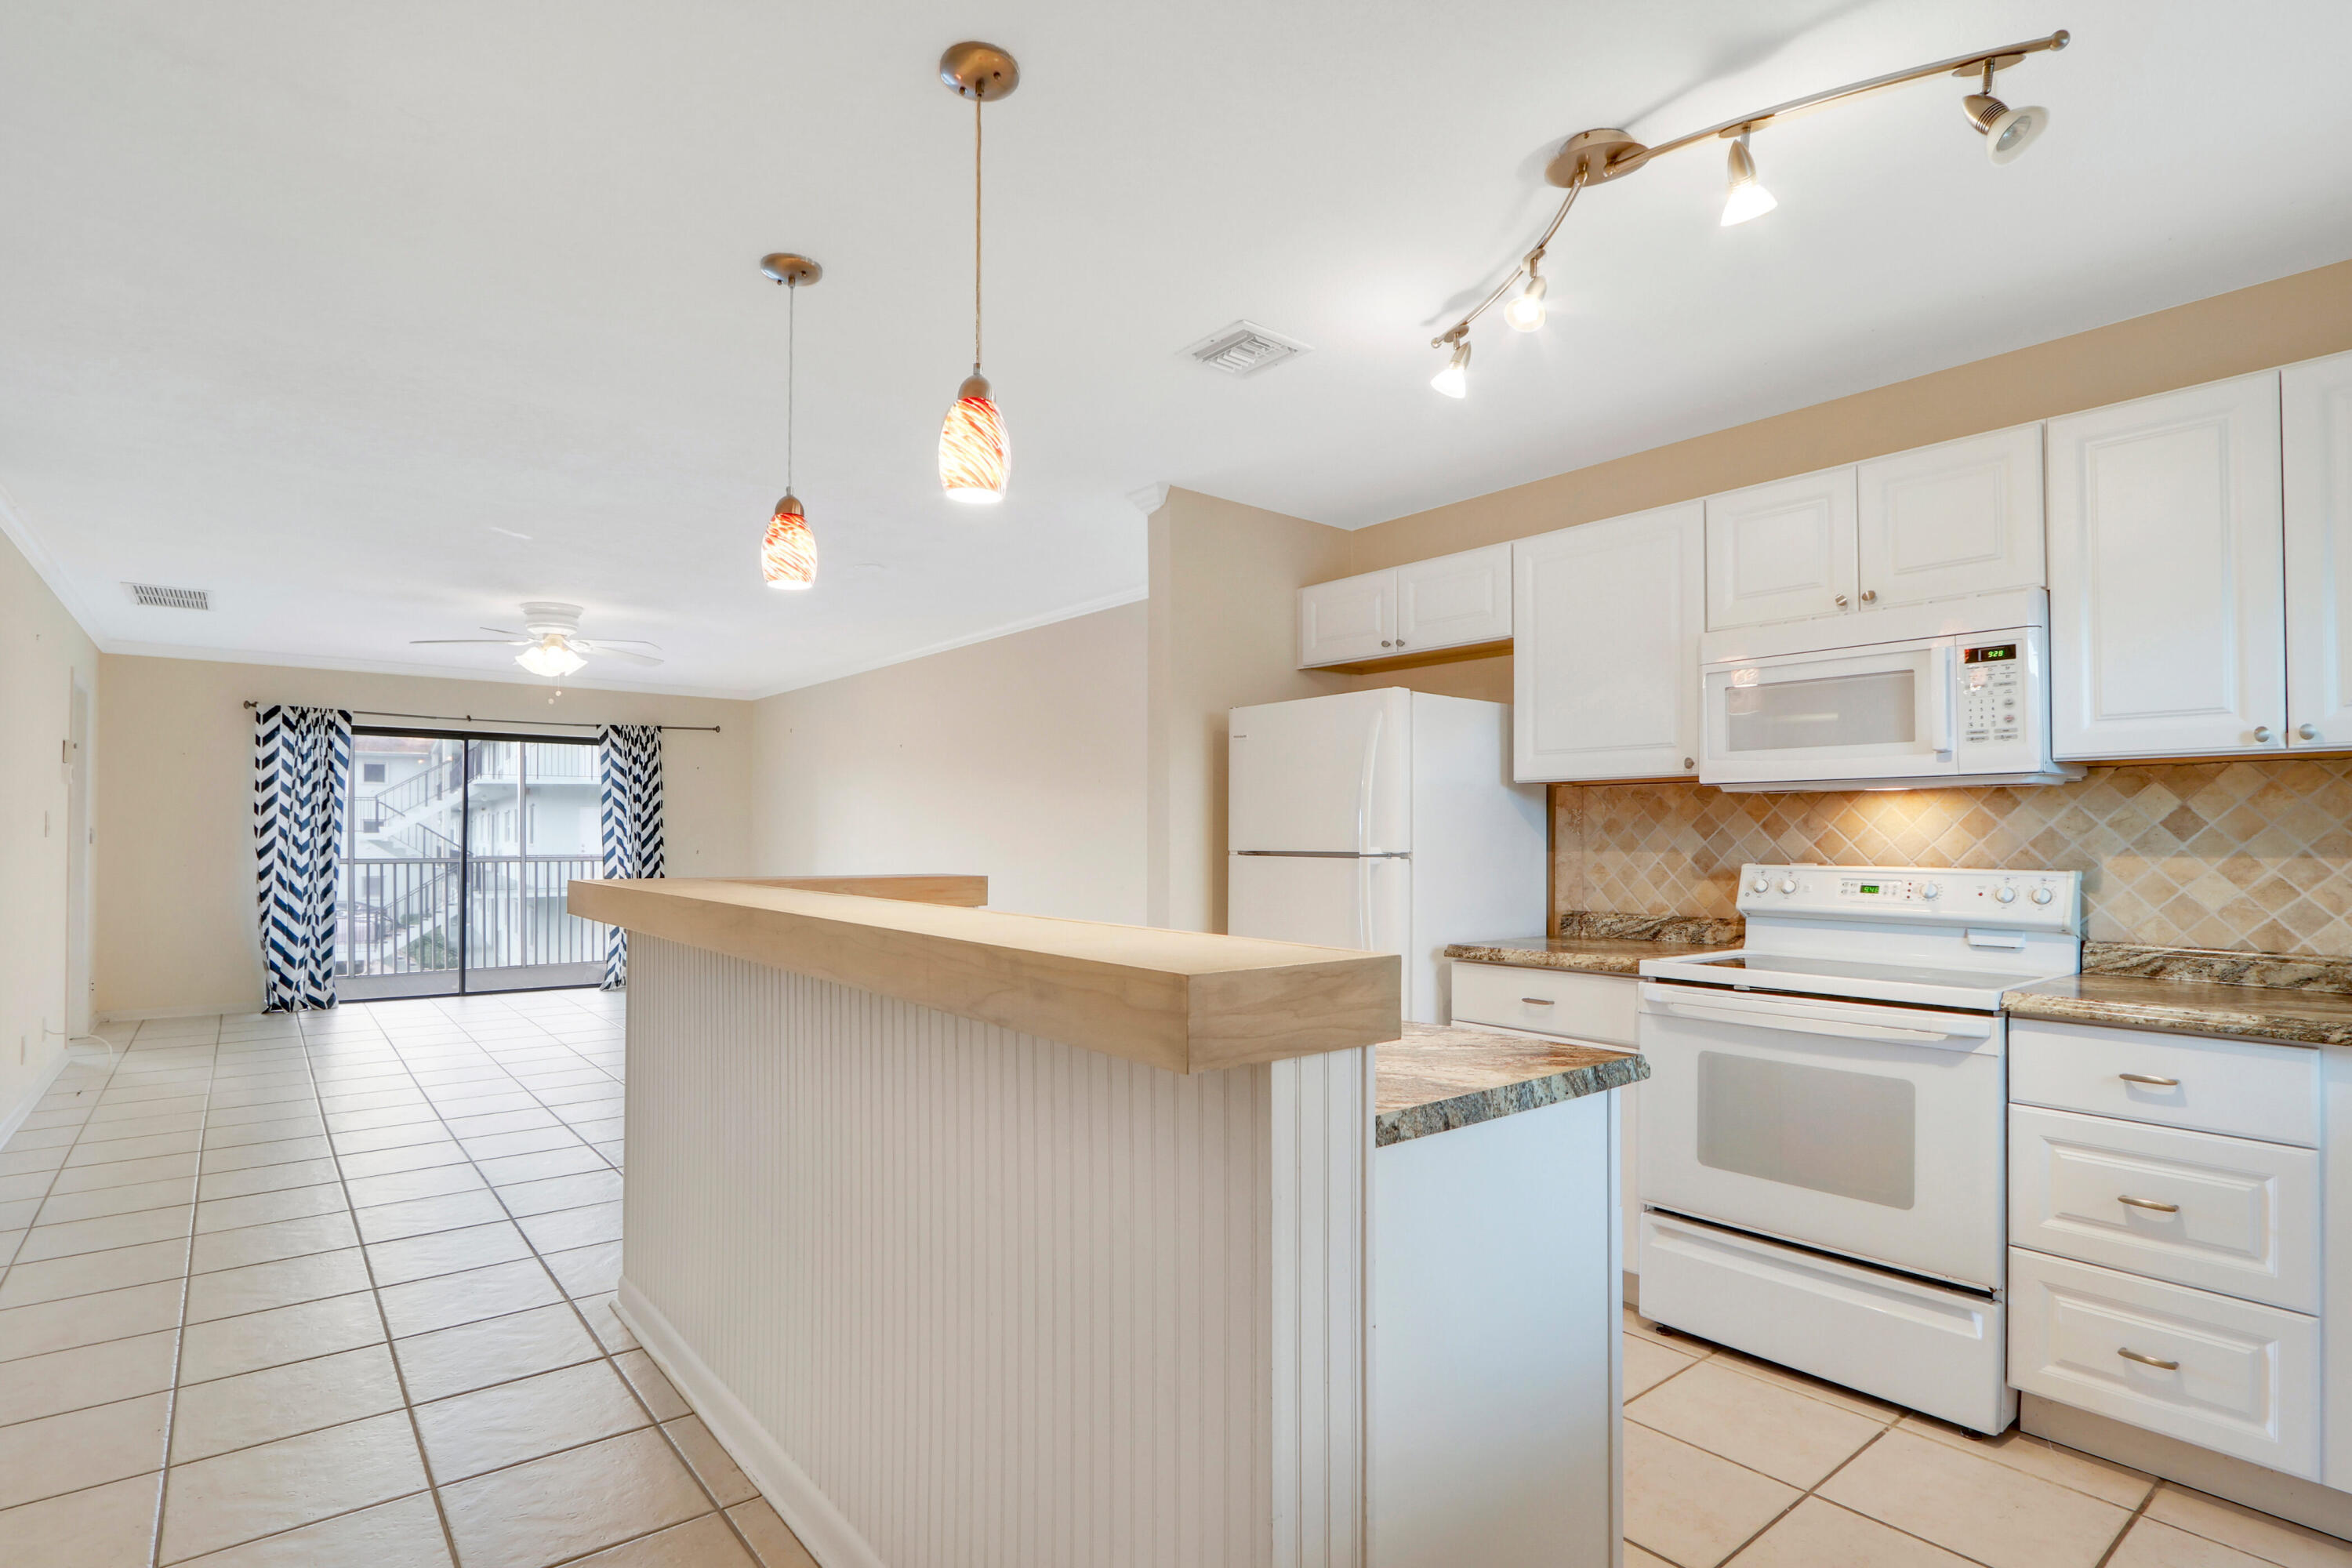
1860;589;1878;603
2254;725;2273;743
1834;594;1849;608
1996;886;2018;904
2300;724;2319;740
1396;638;1406;648
1683;757;1695;771
1380;640;1392;648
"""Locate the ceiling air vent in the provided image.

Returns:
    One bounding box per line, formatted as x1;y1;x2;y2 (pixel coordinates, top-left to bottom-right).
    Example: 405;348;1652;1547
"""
124;583;211;611
1183;320;1310;377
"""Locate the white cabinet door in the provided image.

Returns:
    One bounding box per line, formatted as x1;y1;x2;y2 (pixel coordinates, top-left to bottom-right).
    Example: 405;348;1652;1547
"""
2046;372;2285;759
2285;350;2352;750
1514;503;1704;782
1704;466;1859;630
1298;571;1396;667
1395;543;1512;653
1857;424;2045;608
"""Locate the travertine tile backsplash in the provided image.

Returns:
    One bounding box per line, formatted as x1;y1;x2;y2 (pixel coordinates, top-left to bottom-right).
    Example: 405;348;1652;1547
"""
1553;759;2352;956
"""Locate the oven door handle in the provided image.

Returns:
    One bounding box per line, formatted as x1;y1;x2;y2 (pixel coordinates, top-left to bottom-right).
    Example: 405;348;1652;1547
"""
1639;983;1996;1049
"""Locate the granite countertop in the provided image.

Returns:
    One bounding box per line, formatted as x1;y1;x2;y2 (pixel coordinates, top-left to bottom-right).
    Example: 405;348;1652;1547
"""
1445;912;1746;977
1376;1022;1647;1147
2005;943;2352;1049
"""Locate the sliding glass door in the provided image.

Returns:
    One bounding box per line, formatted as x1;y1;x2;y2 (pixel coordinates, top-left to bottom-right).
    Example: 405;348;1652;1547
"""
336;730;608;999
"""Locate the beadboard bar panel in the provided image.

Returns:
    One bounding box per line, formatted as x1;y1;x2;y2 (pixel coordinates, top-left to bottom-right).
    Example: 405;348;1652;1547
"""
572;877;1399;1073
620;935;1370;1567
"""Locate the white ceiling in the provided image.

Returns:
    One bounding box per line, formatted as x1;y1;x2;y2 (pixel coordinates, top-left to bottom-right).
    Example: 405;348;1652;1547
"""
5;1;2351;698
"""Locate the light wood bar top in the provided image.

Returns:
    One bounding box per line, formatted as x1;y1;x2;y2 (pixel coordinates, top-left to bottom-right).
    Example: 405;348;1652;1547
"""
568;877;1401;1075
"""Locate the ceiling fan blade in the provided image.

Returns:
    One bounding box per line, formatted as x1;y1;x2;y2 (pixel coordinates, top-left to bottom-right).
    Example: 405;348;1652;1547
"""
593;648;666;666
477;626;524;637
585;637;663;649
409;638;529;646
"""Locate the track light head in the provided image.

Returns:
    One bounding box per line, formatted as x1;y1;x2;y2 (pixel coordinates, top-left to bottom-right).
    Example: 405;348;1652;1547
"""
1962;92;2049;163
1721;133;1777;226
1503;268;1548;332
1430;336;1471;398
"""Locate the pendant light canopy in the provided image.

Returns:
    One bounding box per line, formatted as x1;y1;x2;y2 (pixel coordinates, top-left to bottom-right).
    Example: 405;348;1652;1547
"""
937;42;1018;505
759;252;822;590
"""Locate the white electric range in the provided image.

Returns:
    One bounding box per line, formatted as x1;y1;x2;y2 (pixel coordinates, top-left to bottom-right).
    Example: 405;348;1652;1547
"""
1635;862;2083;1434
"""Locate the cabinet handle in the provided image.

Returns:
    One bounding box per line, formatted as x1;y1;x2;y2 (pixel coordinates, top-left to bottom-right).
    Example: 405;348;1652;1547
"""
2118;1348;2180;1371
1520;996;1555;1007
1683;757;1695;770
2118;1072;2181;1087
2254;725;2274;743
1396;638;1407;648
2118;1195;2181;1214
1381;641;1393;648
2300;724;2319;741
1835;594;1849;608
1860;589;1878;603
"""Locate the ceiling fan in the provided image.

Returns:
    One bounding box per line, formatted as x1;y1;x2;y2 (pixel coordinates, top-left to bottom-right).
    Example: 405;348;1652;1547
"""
411;601;662;677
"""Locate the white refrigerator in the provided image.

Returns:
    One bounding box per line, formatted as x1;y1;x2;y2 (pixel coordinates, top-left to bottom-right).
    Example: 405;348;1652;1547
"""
1228;688;1546;1023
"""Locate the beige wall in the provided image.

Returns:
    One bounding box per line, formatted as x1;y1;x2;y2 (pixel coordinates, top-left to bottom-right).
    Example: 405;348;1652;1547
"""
0;530;100;1127
95;655;753;1018
748;602;1149;925
1146;488;1359;932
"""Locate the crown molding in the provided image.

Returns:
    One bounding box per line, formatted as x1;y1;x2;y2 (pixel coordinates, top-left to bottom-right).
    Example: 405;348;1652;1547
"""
1126;482;1171;517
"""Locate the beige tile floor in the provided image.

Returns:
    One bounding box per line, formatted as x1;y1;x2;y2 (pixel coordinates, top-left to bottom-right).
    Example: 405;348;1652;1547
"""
0;993;817;1567
1623;1309;2352;1568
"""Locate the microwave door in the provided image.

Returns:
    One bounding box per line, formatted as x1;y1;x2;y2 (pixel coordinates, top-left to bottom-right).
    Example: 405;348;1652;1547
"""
1701;642;1956;786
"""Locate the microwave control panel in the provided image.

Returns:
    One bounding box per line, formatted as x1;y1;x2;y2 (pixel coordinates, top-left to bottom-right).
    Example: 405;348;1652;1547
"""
1959;641;2024;747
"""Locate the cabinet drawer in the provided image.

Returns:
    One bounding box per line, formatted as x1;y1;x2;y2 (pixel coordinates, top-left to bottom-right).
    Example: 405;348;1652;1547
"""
2008;1248;2318;1478
2009;1106;2318;1312
1450;962;1636;1047
2009;1021;2319;1147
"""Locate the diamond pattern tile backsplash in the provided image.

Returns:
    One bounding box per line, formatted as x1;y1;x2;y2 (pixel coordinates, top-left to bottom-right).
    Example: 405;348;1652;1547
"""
1553;760;2352;956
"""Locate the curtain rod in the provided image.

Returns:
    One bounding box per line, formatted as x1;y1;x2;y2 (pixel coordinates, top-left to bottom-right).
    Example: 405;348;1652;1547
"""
241;701;720;733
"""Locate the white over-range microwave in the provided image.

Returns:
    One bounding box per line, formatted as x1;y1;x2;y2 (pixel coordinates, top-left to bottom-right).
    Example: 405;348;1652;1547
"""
1698;589;2084;792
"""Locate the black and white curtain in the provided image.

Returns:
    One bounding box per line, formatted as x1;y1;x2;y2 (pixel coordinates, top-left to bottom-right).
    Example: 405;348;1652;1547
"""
597;724;666;989
253;704;353;1012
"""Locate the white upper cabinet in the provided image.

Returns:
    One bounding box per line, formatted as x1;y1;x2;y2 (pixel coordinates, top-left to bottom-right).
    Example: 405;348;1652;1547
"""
2047;372;2285;760
1394;543;1512;652
1857;425;2046;609
1704;466;1859;630
1298;543;1511;668
1297;572;1394;667
2285;350;2352;750
1515;503;1705;782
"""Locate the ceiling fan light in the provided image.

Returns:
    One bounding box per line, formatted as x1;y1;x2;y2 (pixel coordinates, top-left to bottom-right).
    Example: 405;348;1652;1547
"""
516;639;586;678
1721;134;1777;226
1964;93;2049;164
939;373;1008;503
763;495;818;589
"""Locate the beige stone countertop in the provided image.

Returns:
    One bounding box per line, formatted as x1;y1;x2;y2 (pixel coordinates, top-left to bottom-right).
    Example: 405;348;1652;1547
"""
1376;1023;1647;1147
2002;973;2352;1049
1443;935;1733;977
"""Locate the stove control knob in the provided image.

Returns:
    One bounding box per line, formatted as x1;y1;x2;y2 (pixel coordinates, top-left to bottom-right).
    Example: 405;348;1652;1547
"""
2032;885;2055;906
1996;885;2018;904
1751;875;1769;894
1779;878;1797;895
1921;882;1940;900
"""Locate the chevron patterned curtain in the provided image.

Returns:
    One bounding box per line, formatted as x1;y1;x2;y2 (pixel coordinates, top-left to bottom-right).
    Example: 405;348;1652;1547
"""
252;703;354;1012
596;724;666;989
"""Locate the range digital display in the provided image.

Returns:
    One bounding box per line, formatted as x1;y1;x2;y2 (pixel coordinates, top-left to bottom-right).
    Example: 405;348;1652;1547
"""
1857;884;1881;894
1964;644;2018;664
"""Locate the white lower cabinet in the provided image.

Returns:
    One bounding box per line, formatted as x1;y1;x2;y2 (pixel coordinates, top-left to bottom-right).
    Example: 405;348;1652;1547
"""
1450;962;1637;1045
2009;1247;2320;1478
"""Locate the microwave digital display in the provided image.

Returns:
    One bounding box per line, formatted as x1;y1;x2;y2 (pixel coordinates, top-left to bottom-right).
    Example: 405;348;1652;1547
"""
1963;644;2017;664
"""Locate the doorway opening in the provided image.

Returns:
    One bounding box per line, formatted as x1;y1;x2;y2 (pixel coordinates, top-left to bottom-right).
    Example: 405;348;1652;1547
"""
336;728;608;1000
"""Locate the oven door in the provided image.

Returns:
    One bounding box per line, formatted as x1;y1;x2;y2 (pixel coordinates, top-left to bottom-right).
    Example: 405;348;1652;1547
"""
1636;982;2005;1288
1700;638;1955;787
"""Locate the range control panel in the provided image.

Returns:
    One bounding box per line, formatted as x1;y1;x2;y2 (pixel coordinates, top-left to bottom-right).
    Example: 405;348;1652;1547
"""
1959;641;2025;746
1735;863;2082;932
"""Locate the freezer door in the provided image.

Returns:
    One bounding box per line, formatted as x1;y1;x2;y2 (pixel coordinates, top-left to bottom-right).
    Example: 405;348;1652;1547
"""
1229;854;1414;1012
1229;688;1413;853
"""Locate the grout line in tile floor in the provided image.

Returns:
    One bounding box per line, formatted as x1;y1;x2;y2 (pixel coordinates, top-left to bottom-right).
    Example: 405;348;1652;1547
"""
2089;1484;2161;1568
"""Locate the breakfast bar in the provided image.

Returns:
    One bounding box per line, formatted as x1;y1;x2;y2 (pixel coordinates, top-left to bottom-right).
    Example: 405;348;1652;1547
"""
568;876;1642;1568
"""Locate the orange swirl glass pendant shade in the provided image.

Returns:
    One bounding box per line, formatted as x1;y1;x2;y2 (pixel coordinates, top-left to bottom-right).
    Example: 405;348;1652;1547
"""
938;372;1007;504
761;495;817;590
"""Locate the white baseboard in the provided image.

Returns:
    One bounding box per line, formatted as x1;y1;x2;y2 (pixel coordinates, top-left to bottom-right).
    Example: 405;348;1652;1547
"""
2023;1395;2352;1540
98;1001;262;1023
614;1276;884;1568
0;1041;80;1148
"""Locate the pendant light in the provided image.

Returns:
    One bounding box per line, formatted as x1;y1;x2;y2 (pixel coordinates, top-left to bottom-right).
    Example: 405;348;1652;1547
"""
759;252;822;590
937;42;1018;505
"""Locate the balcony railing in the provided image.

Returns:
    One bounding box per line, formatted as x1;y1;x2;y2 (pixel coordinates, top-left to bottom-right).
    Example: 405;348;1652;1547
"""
335;855;605;978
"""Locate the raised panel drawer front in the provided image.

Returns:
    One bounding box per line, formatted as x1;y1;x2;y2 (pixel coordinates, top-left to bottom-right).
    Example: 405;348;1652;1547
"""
2009;1020;2319;1148
1450;961;1637;1047
2009;1247;2318;1477
2009;1105;2318;1311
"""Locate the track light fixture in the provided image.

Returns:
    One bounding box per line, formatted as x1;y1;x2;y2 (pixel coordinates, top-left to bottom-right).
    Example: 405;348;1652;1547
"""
1720;132;1777;227
1425;28;2068;394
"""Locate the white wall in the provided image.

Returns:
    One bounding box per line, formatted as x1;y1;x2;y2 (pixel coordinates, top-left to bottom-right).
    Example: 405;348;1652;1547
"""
95;655;755;1018
0;528;101;1130
750;603;1147;924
